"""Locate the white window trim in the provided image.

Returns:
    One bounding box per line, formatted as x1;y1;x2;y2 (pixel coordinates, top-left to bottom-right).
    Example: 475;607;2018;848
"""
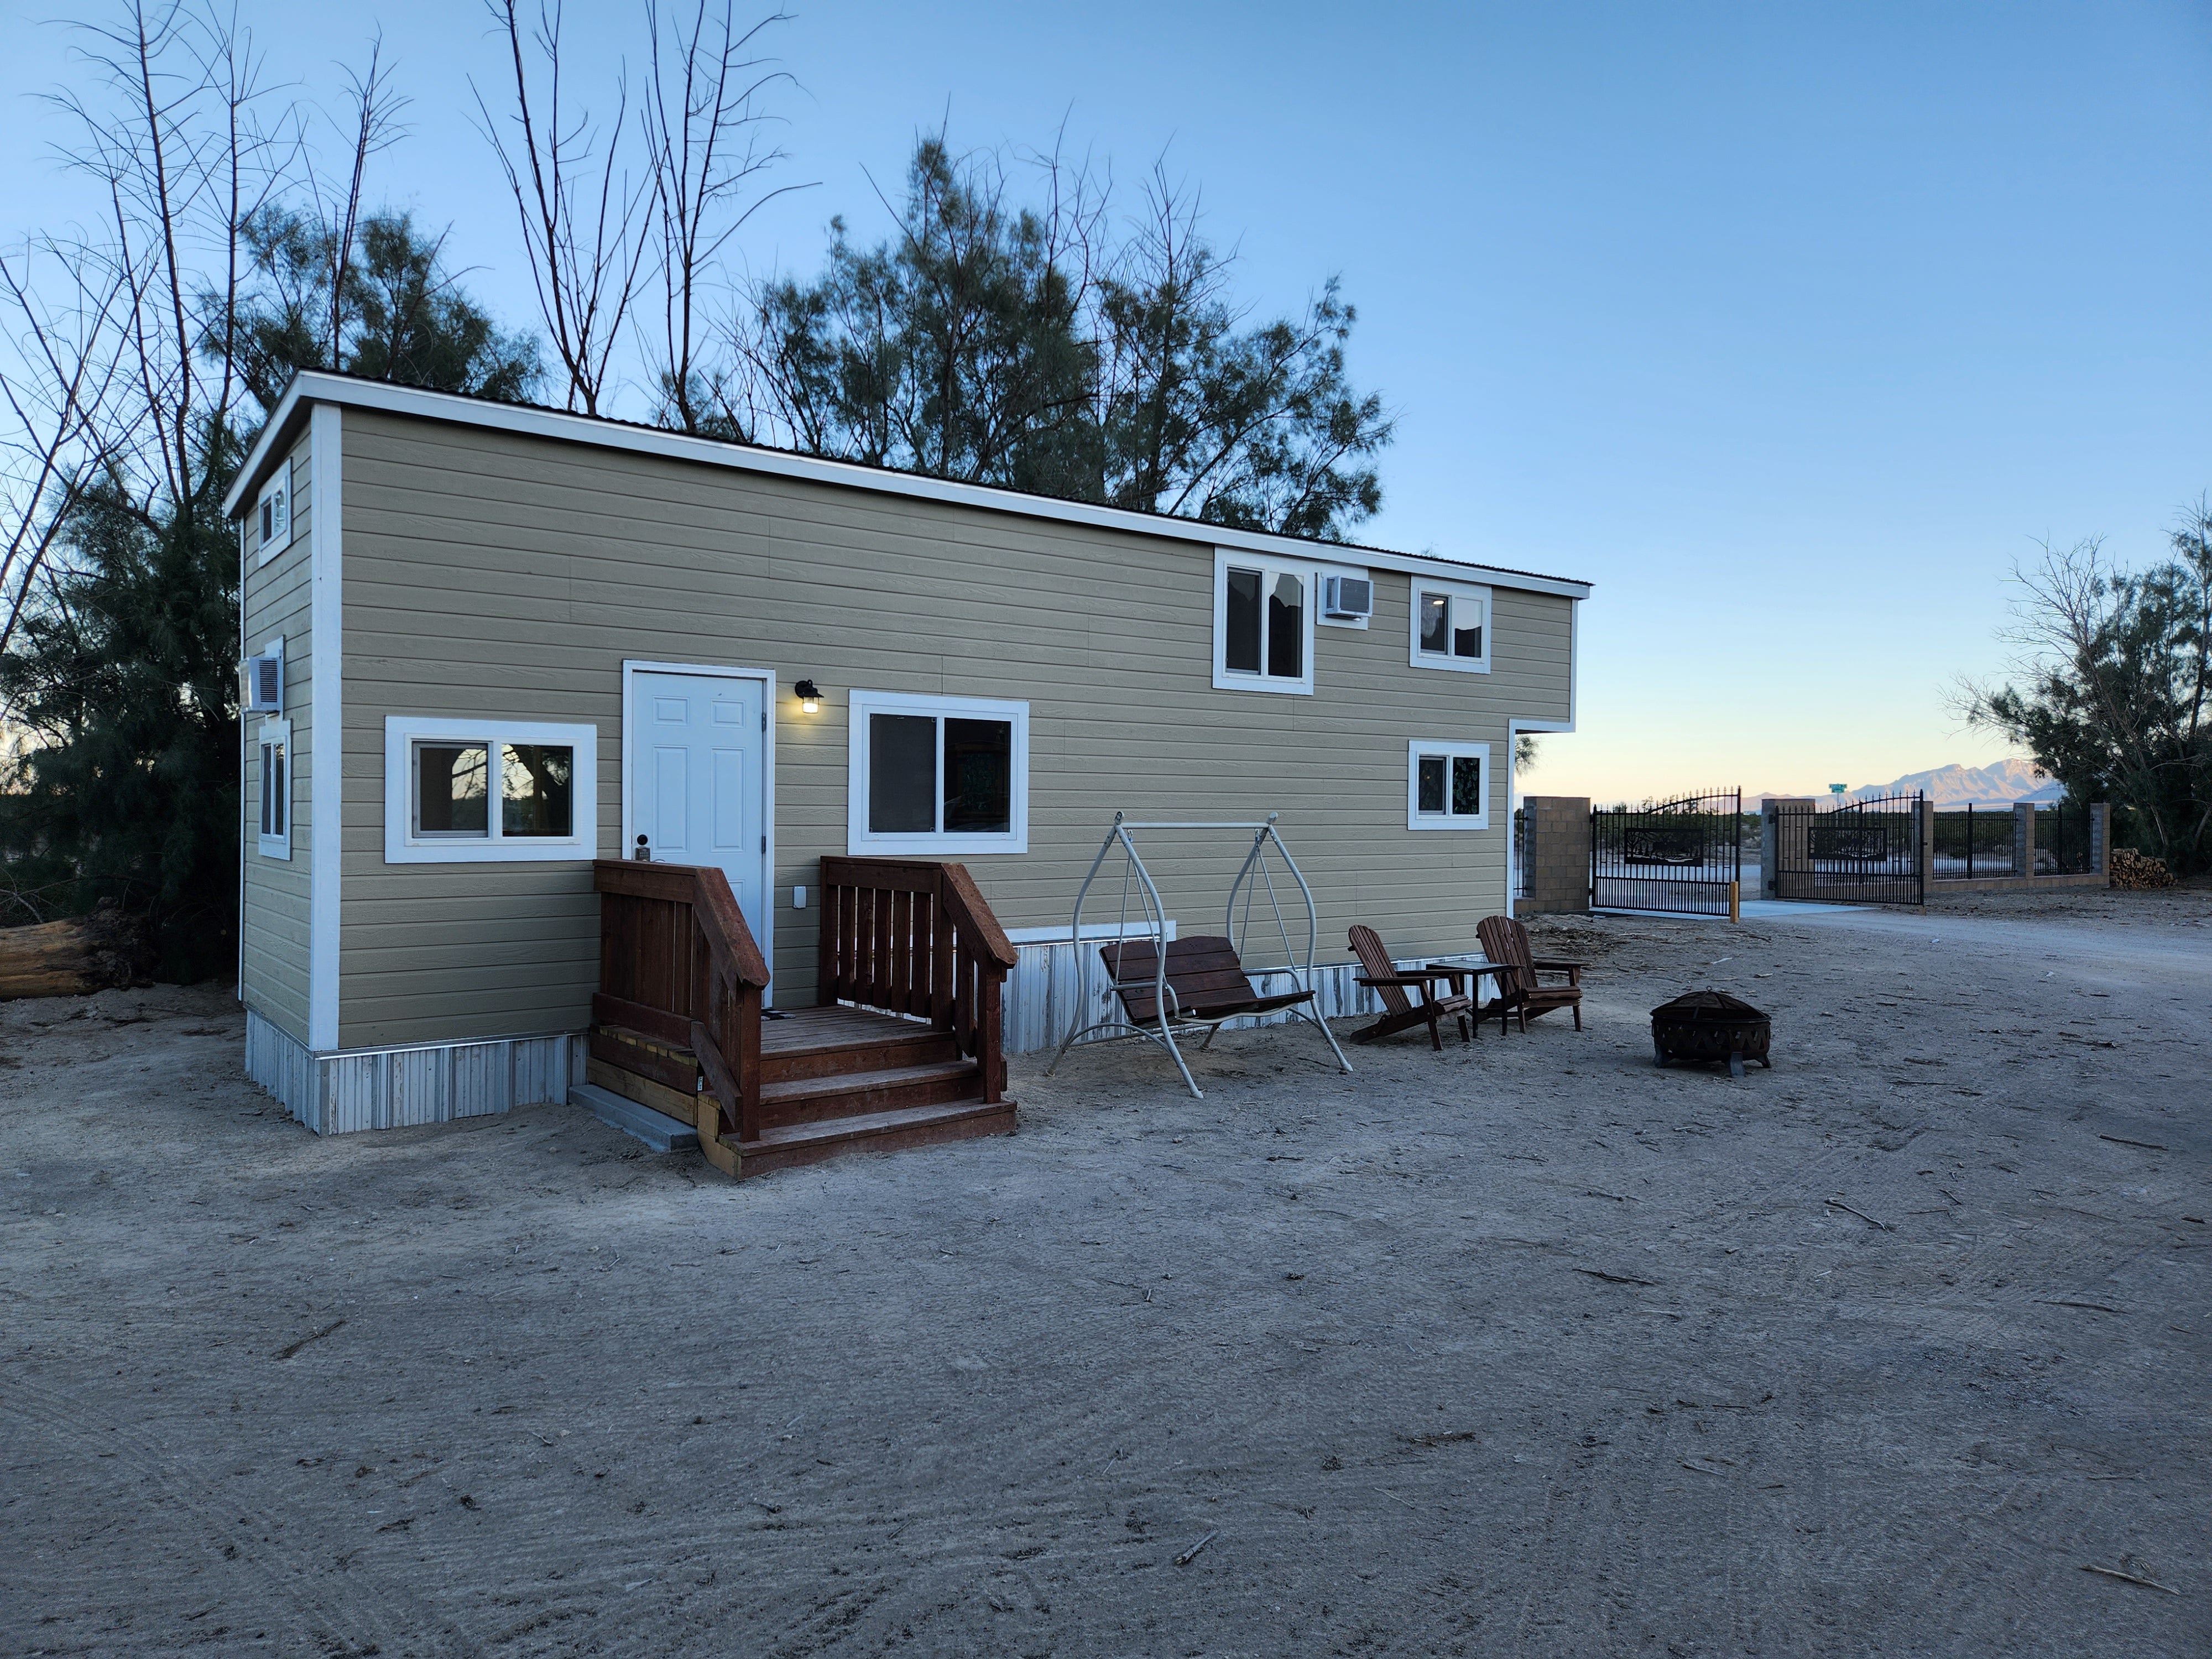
1407;739;1492;831
1212;548;1317;695
257;716;292;860
255;465;294;566
383;715;599;864
1408;576;1492;675
847;688;1030;856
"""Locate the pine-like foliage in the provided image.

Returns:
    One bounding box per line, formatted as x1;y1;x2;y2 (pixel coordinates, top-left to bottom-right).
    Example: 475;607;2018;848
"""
733;138;1394;542
1963;503;2212;874
0;452;242;974
222;207;542;414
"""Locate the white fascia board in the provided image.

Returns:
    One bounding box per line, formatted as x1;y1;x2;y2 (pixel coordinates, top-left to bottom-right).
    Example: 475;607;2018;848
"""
307;403;343;1051
222;373;1595;601
1503;601;1580;919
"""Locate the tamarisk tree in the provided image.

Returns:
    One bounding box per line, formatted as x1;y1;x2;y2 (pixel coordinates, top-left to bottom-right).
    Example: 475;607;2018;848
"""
1960;501;2212;874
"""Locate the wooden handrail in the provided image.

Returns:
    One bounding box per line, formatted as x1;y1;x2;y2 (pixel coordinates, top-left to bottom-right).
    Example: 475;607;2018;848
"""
818;856;1014;1103
596;858;770;987
593;859;766;1143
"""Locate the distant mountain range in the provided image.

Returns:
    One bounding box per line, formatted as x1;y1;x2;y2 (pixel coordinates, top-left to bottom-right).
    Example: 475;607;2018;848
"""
1747;760;2063;808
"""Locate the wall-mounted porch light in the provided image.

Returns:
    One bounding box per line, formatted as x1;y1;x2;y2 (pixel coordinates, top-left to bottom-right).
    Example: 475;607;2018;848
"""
794;679;822;714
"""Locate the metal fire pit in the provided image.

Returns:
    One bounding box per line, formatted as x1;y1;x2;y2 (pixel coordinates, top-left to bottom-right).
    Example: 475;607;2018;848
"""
1652;990;1772;1078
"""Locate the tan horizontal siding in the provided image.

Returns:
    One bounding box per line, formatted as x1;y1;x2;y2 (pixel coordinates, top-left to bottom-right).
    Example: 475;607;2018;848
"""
334;410;1577;1048
240;433;315;1043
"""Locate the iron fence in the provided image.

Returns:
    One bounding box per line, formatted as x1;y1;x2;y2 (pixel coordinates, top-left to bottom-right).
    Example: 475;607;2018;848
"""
1771;792;1924;905
1591;789;1743;915
1512;807;1530;900
1932;804;2016;880
2036;801;2095;874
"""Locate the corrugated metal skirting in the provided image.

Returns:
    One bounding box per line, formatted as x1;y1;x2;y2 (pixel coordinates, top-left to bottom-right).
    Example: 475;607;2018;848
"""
245;1008;320;1119
1001;941;1472;1056
244;1008;585;1135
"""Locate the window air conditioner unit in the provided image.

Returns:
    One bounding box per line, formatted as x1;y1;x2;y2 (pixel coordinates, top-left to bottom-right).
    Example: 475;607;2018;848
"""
242;654;283;713
1322;574;1373;620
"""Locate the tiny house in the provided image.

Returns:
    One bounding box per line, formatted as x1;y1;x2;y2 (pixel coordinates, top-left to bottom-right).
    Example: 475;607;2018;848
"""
227;373;1588;1161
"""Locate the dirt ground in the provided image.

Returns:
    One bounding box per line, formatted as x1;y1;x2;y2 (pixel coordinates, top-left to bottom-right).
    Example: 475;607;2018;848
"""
3;889;2206;1658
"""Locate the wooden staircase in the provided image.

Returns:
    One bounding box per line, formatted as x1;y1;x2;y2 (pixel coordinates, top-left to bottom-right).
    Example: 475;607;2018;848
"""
588;858;1018;1178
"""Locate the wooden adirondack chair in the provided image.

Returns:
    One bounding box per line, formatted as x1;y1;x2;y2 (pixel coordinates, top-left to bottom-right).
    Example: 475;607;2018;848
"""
1346;925;1473;1049
1474;915;1585;1035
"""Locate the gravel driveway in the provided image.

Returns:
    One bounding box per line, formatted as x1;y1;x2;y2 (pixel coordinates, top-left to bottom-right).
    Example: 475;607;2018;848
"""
4;888;2205;1656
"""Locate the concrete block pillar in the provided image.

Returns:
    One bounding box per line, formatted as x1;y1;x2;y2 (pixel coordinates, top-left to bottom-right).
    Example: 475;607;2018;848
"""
1917;799;1935;893
2092;802;2111;875
2013;802;2036;877
1767;798;1818;900
1520;795;1592;915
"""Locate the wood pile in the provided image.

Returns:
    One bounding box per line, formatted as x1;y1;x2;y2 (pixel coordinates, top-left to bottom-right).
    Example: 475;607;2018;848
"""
0;906;152;999
2108;849;2176;890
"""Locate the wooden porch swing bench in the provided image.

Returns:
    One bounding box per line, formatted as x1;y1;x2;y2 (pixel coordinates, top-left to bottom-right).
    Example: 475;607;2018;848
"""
586;857;1019;1178
1098;936;1323;1037
1046;814;1354;1097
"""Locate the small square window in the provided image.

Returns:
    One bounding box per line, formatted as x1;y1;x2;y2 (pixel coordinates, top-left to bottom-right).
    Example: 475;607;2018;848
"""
1417;754;1446;815
943;717;1013;834
415;742;489;837
868;713;938;834
1453;754;1482;815
1410;579;1490;674
502;744;574;837
1408;740;1490;830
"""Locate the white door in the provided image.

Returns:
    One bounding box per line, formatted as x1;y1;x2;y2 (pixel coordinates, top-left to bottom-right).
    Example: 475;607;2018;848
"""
626;670;769;957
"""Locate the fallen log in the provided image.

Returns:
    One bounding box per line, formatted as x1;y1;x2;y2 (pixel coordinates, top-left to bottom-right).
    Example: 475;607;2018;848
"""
0;908;151;1000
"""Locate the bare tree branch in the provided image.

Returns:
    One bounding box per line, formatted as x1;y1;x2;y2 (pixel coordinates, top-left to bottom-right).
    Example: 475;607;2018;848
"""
638;1;803;432
320;34;408;368
472;0;654;416
0;241;132;665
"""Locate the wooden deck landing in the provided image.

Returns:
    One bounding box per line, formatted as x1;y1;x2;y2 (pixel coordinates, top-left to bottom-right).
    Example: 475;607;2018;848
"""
760;1003;937;1055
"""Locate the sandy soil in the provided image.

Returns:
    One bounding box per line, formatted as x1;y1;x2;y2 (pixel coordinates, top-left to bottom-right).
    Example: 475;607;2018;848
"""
3;890;2206;1657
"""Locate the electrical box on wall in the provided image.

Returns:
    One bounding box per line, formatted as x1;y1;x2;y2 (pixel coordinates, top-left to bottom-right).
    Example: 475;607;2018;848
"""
242;654;283;712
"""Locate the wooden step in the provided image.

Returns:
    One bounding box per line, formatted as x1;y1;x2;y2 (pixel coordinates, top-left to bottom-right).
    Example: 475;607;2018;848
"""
757;1057;984;1128
727;1098;1017;1178
591;1025;701;1095
757;1026;959;1085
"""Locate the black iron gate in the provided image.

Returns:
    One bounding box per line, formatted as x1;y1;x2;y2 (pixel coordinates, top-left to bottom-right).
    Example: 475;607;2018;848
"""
1770;793;1924;905
1590;790;1744;916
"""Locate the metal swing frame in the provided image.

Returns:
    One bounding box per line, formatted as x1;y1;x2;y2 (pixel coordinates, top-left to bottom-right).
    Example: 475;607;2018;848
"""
1045;812;1353;1098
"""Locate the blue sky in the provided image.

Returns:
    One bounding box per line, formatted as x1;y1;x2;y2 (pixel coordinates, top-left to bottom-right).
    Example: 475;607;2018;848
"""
6;1;2206;800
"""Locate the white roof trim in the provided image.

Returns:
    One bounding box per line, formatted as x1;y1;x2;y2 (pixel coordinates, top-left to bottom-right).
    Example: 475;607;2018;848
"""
223;372;1593;599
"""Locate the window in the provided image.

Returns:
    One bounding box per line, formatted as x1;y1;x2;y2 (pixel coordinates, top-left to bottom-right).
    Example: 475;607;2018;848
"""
847;690;1029;855
1213;549;1315;695
1407;740;1490;830
257;719;291;859
1410;577;1490;674
255;466;293;564
383;717;597;863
